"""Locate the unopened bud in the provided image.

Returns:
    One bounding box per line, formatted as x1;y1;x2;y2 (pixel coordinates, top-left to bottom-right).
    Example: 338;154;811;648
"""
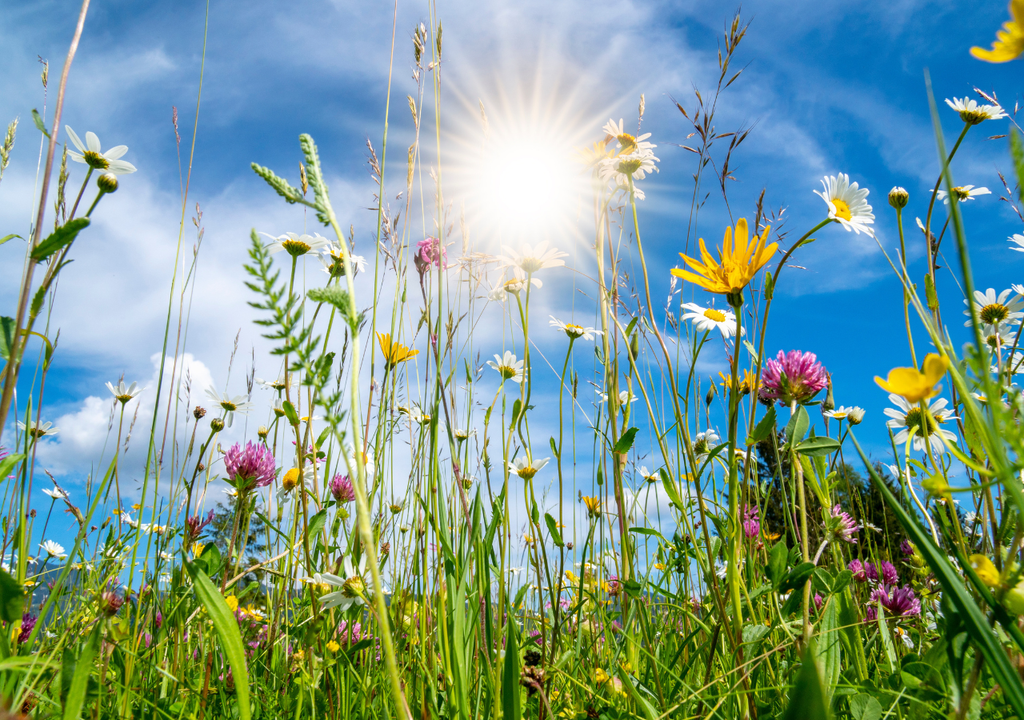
193;406;207;420
97;172;118;194
888;187;909;209
257;425;269;440
210;418;225;432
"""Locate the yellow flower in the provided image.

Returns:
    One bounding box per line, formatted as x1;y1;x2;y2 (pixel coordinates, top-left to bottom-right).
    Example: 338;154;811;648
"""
671;218;776;295
282;468;301;492
582;496;602;518
874;353;949;403
969;554;1001;589
594;668;611;685
378;333;419;368
971;0;1024;63
224;595;239;613
653;562;666;571
326;640;341;653
719;369;759;396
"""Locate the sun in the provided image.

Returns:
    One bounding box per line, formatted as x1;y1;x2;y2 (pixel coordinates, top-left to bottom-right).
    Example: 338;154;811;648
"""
445;71;597;251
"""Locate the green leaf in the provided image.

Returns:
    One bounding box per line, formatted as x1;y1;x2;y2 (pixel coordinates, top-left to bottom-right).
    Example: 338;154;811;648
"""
502;621;521;720
849;694;882;720
306;509;328;544
817;599;841;700
785;405;809;446
282;400;300;427
31;218;90;262
63;623;101;720
779;562;816;594
307;286;353;315
782;645;829;720
613;427;639;455
924;273;939;311
197;542;222;578
659;468;685;510
0;453;23;484
1011;129;1024;204
766;539;789;589
629;526;666;542
747;405;776;445
852;431;1024;718
251;162;305;205
185;563;251;720
544;513;563;547
0;234;22;246
796;436;840;457
31;109;49;138
0;569;24;623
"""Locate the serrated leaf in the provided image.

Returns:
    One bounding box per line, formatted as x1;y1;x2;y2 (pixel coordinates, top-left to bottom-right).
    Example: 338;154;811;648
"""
186;563;250;720
307;286;353;314
747;406;777;445
31;218;89;262
613;427;639;455
251;162;305;204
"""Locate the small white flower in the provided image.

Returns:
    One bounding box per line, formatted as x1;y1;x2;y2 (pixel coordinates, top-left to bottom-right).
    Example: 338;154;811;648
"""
680;303;741;338
487;351;525;384
65;127;137;174
824;406;866;424
508;455;550;480
205;387;254;428
39;540;66;559
692;429;721;460
18;420;57;438
106;380;141;405
598;118;660;189
597;389;638;405
318;556;369;611
964;287;1024;327
259;231;331;257
936;185;991;205
815;173;875;236
638;466;660;484
884;394;958;455
549;316;602;341
893;625;915;650
320;244;367;276
945;97;1007;125
499;241;568;275
1009;234;1024;253
42;487;68;500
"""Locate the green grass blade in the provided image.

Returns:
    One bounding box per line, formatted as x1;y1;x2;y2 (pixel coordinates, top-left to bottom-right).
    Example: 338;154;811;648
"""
850;432;1024;718
186;562;251;720
502;620;521;720
63;623;101;720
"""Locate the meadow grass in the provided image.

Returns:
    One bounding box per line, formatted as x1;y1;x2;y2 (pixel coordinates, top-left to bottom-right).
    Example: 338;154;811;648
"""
1;4;1024;720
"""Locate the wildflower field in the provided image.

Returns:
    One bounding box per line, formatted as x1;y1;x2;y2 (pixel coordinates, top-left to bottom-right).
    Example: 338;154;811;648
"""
1;1;1024;718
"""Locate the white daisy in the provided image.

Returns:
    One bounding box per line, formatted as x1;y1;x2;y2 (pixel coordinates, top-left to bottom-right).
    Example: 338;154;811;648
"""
814;173;875;236
320;245;367;276
65;127;137;174
317;556;369;611
638;466;660;484
39;540;66;559
508;455;550;480
980;322;1018;352
42;487;68;500
884;394;958;455
487;270;542;301
945;97;1007;125
1009;234;1024;253
259;231;331;258
499;241;569;275
936;185;991;205
204;387;254;428
549;316;602;341
964;287;1024;327
276;465;314;505
824;406;865;424
598;118;660;188
487;351;525;384
106;380;141;405
680;303;741;338
597;389;638;405
692;429;721;461
17;420;57;439
255;373;293;392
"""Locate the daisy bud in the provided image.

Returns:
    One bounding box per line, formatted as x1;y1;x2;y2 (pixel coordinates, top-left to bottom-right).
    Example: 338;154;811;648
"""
96;172;118;194
847;407;865;425
257;425;269;440
888;187;909;210
194;406;207;420
210;418;225;432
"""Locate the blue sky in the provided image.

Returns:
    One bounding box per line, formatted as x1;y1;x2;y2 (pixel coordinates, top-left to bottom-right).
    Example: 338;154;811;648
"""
0;0;1022;554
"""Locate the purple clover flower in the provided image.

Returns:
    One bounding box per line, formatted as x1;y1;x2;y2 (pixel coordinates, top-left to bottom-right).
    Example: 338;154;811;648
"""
330;474;355;504
865;561;898;585
848;559;867;581
827;504;859;544
900;539;915;557
743;504;761;539
758;350;828;406
18;613;36;644
224;441;276;493
865;584;921;621
185;509;215;542
415;237;446;271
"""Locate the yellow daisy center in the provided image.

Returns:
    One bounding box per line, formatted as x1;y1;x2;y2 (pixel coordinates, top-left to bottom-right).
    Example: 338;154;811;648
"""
703;308;726;323
952;187;970;201
220;401;237;412
282;468;300;491
282;239;312;256
565;323;585;338
616;133;638;153
904;407;942;436
82;150;110;170
831;198;852;221
498;364;517;379
980;303;1009;324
